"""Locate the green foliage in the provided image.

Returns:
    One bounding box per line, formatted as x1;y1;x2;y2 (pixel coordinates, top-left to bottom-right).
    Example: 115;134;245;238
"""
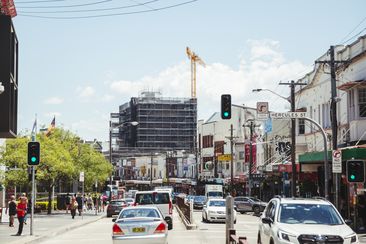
0;127;112;194
35;201;57;210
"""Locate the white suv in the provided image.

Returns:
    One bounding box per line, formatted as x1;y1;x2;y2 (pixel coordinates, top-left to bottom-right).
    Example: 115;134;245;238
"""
134;191;173;230
258;197;358;244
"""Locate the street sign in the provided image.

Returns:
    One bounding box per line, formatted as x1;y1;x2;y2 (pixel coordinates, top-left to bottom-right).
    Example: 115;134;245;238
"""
79;172;84;182
218;154;231;161
270;112;307;119
256;102;269;120
332;149;342;173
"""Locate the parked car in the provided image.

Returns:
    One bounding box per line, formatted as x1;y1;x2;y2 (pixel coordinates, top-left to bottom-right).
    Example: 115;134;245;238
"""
202;199;237;224
107;199;128;217
124;198;134;206
234;196;267;214
112;206;168;244
193;195;206;209
134;191;173;230
184;195;194;204
257;197;358;244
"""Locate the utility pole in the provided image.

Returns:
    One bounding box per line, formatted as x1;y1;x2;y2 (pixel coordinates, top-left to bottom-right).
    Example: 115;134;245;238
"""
150;152;153;188
315;46;347;209
279;81;306;197
244;120;260;197
225;124;238;195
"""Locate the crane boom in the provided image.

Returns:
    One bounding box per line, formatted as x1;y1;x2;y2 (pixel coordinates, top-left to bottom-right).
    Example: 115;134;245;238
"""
186;47;205;98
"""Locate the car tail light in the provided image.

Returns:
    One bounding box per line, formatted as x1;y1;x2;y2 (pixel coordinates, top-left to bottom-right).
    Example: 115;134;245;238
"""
169;201;172;215
154;222;166;233
112;224;124;235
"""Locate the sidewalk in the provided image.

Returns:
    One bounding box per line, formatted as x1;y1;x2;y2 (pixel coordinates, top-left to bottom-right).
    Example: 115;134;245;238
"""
0;209;105;244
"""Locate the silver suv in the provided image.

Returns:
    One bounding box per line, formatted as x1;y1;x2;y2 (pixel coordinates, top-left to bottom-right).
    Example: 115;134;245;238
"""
258;197;358;244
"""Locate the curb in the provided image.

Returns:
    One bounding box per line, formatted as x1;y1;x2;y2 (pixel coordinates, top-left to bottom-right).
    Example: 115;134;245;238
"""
7;214;105;244
174;205;197;230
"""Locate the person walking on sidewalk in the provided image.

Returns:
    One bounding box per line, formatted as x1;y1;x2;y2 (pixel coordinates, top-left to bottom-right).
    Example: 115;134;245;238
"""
20;193;29;225
76;193;83;216
70;196;78;219
14;197;27;236
7;195;17;227
65;193;71;214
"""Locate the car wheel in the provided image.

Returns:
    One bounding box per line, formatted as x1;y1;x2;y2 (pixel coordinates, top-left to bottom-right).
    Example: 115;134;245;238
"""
253;206;260;215
206;214;210;223
168;223;173;230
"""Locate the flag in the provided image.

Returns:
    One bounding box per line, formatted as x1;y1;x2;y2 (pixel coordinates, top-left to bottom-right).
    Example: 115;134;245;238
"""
45;116;56;136
31;118;37;141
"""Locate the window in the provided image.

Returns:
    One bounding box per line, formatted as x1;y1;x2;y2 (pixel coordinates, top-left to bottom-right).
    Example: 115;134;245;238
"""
239;151;245;160
298;119;305;135
202;135;213;148
359;88;366;117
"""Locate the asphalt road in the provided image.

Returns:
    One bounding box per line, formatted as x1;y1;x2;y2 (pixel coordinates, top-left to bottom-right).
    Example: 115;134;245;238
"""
40;209;260;244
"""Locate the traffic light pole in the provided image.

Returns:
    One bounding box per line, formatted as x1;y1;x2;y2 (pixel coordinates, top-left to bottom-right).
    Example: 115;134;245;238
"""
30;166;35;235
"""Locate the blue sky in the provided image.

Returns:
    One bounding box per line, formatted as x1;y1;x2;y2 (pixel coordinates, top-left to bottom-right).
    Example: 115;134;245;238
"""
11;0;366;142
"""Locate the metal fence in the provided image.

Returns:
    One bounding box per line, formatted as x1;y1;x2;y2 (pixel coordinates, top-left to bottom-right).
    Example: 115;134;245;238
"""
175;196;191;223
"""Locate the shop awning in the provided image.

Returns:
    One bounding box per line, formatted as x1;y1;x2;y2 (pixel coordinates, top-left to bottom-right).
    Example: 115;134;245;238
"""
299;146;366;163
337;80;366;91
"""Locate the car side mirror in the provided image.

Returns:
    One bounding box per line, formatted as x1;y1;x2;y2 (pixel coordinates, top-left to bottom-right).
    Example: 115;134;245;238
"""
112;218;116;222
344;219;352;225
261;217;273;225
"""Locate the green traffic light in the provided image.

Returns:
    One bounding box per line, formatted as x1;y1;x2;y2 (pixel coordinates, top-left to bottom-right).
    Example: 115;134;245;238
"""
350;175;356;180
224;112;229;117
31;156;37;163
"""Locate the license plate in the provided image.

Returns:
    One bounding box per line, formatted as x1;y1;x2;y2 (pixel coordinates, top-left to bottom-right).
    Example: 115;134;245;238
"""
132;227;145;233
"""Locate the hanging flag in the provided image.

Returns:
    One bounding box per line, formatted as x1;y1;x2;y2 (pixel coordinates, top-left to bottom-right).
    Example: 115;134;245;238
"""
45;116;56;136
31;118;37;141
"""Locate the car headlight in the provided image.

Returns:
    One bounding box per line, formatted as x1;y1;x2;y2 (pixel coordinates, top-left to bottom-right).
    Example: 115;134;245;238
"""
278;230;295;242
345;233;358;243
208;210;216;214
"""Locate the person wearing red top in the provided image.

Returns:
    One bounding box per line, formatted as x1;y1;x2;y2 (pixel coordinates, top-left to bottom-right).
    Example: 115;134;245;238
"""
14;197;27;236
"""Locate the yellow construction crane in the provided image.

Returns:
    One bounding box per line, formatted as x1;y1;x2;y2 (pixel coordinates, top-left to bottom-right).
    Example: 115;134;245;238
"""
186;47;205;98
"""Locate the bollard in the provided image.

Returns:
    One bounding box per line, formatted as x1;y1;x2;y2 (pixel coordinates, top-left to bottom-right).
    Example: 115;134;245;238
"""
226;195;234;244
190;198;194;224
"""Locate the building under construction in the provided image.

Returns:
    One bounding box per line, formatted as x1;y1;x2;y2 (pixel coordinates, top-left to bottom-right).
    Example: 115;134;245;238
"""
111;92;197;156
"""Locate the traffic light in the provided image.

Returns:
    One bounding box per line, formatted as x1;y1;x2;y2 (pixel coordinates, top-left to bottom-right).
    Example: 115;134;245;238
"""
221;94;231;119
28;141;40;166
346;160;365;183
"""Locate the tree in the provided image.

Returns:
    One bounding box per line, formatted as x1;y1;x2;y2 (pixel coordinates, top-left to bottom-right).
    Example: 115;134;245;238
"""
0;127;112;214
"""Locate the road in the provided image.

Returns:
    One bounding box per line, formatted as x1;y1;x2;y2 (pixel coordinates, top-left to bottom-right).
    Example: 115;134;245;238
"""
40;209;260;244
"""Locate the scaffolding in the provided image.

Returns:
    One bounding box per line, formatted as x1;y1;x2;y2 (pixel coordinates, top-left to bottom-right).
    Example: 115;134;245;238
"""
112;92;197;154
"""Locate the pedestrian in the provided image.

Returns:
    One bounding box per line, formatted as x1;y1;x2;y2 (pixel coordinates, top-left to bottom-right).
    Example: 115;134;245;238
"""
70;196;78;219
21;193;28;225
65;193;71;214
7;195;16;227
76;194;83;216
14;196;27;236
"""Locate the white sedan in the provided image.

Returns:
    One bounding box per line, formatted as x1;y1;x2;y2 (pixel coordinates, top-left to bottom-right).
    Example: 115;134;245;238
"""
112;206;168;244
202;199;237;224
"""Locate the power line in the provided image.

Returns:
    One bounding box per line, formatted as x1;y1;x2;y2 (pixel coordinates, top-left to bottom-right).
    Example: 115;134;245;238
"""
339;15;366;44
341;27;366;45
18;0;159;13
15;0;66;3
16;0;112;9
18;0;198;19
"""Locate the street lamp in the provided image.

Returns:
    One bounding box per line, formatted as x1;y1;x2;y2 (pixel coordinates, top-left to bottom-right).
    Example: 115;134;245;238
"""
109;121;139;199
252;88;298;197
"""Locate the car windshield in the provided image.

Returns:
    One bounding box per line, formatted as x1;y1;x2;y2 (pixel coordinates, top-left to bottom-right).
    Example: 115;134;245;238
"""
195;196;206;201
124;199;133;203
279;203;343;225
249;197;261;202
208;192;223;197
135;193;170;205
111;201;125;206
209;201;225;207
119;208;160;219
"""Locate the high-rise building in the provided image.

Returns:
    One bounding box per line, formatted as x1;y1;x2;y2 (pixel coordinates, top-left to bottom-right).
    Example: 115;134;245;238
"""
111;91;197;155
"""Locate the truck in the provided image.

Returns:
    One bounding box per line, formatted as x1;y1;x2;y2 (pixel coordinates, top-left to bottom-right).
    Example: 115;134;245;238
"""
205;184;223;199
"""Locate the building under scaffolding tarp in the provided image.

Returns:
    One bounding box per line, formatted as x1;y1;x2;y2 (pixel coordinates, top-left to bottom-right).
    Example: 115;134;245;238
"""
111;91;197;155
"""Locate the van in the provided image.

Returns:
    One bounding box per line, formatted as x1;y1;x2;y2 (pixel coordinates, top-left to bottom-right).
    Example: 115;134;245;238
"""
134;191;173;229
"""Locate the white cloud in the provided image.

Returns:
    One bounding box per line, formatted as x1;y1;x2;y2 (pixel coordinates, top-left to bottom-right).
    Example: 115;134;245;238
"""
44;96;64;105
102;94;115;102
108;39;310;121
77;86;95;99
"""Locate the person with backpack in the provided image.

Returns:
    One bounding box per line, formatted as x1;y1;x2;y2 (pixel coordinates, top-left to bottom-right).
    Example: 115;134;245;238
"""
7;195;16;227
65;193;71;214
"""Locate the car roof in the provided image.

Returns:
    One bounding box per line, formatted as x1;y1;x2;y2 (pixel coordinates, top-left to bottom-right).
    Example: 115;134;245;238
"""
207;198;225;201
121;206;160;211
135;191;169;194
274;198;331;205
